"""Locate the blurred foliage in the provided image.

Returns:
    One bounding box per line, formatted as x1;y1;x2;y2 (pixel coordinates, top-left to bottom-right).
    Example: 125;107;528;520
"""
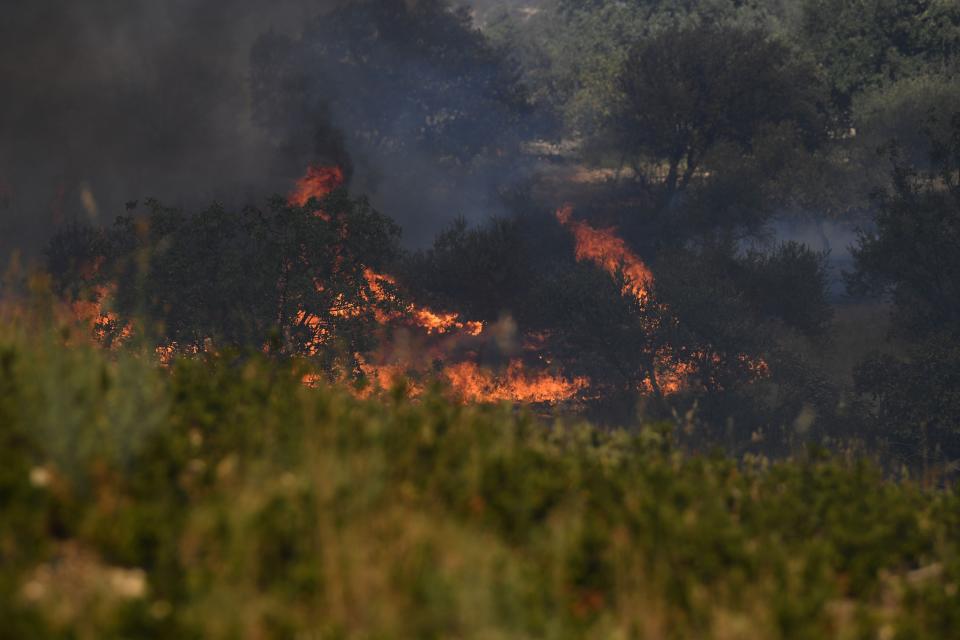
1;306;959;638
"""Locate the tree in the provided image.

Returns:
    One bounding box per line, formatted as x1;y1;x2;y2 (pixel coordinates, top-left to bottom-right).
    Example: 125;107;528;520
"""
852;75;960;175
799;0;960;111
610;23;826;200
48;189;402;372
849;117;960;459
401;216;529;322
848;124;960;336
529;262;677;400
735;242;833;338
250;0;535;168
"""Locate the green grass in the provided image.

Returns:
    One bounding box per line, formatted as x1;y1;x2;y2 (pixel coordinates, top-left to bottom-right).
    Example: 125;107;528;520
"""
1;304;958;639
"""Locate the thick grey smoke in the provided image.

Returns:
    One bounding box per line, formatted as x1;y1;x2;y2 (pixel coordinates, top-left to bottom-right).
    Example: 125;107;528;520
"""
247;0;539;245
0;0;345;263
0;0;534;265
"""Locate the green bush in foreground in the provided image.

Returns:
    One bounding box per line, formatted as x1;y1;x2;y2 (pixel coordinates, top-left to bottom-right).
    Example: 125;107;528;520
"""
0;312;958;639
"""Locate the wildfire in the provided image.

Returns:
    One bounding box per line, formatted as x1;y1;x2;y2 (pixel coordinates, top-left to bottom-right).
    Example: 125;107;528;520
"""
645;350;697;395
288;165;587;404
345;275;590;403
289;165;346;207
556;204;695;393
65;168;767;407
556;204;653;301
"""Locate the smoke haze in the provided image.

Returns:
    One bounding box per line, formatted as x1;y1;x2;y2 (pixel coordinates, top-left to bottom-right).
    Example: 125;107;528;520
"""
0;0;512;264
0;1;334;261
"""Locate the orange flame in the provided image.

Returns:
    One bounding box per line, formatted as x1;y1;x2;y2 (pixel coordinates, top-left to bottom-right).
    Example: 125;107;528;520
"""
289;165;345;208
362;268;484;335
443;360;588;404
70;284;131;346
288;166;484;339
556;204;653;301
356;356;586;405
555;205;771;394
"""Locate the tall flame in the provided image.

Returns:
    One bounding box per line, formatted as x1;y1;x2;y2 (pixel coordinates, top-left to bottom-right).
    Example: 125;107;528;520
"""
289;165;345;207
555;205;769;394
556;204;653;301
556;205;694;394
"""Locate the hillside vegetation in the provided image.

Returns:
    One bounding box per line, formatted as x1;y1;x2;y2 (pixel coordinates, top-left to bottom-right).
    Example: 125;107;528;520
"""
2;303;958;640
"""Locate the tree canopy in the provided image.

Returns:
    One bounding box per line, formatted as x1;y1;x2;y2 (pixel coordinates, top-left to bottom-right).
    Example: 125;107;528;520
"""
610;23;826;199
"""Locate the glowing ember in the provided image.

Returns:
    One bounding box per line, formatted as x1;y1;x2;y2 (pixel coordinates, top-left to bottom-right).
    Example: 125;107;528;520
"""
645;351;697;395
155;342;201;366
289;165;345;208
70;284;131;346
556;204;653;301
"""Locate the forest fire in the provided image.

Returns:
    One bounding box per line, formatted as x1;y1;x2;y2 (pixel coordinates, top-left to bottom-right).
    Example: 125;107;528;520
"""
288;164;583;405
361;268;484;336
61;171;763;407
556;204;698;394
355;355;588;405
555;206;771;394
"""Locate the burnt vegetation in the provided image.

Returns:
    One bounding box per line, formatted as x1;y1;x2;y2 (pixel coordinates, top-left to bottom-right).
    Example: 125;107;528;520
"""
4;0;960;636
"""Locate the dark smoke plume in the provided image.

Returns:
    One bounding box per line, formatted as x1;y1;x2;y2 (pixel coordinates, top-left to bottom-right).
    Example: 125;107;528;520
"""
0;0;536;264
0;0;349;263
